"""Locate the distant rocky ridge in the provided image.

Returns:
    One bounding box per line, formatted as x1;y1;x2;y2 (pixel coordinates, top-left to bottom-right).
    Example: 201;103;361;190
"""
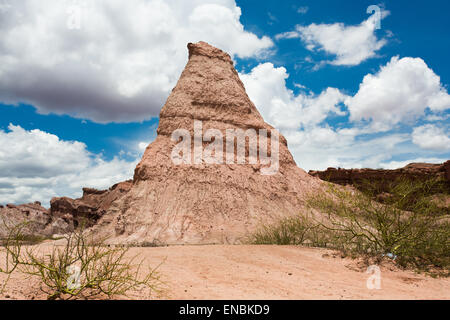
309;161;450;192
0;202;62;239
49;180;132;230
0;181;132;238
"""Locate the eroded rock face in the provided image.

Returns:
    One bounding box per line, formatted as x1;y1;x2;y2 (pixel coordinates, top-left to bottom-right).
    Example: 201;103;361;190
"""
0;202;62;238
0;181;132;239
1;42;325;243
50;180;132;230
309;161;450;190
90;41;323;245
444;161;450;181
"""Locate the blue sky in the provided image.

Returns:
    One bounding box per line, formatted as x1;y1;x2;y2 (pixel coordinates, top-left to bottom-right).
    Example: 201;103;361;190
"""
238;0;450;93
0;0;449;205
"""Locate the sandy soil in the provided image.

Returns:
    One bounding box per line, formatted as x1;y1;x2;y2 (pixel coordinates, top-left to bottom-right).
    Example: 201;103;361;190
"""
1;245;448;300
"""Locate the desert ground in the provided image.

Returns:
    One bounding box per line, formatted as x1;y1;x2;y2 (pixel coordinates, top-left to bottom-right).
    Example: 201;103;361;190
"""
1;244;448;300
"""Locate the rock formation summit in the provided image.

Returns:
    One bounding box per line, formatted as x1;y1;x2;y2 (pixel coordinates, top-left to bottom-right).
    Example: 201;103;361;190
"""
90;41;322;244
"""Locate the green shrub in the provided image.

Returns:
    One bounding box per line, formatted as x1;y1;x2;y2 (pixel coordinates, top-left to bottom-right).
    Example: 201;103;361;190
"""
252;215;316;245
251;178;450;276
1;224;161;299
356;176;449;215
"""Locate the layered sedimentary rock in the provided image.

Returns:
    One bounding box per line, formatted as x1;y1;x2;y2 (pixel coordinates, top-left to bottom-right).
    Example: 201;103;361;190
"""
0;181;132;239
0;202;66;238
309;161;450;189
50;180;132;230
90;41;323;245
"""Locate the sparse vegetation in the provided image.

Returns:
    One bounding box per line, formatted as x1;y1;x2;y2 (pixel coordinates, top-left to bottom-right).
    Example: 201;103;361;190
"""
356;176;450;216
0;222;27;293
251;177;450;276
251;214;329;247
0;222;161;299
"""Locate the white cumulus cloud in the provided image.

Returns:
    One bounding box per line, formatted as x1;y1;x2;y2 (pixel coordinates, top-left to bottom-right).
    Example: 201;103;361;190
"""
412;124;450;151
276;11;389;66
241;60;450;171
240;62;411;170
346;56;450;131
0;0;273;123
239;63;348;131
0;124;137;206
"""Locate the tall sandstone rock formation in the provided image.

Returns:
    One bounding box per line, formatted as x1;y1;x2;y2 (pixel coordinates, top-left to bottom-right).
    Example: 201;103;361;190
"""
91;42;322;244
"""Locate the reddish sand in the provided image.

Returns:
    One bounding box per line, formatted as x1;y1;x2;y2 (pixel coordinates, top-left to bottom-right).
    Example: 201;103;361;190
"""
1;245;448;300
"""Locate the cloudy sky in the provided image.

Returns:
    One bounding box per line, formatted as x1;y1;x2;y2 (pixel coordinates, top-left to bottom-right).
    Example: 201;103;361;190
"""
0;0;449;206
